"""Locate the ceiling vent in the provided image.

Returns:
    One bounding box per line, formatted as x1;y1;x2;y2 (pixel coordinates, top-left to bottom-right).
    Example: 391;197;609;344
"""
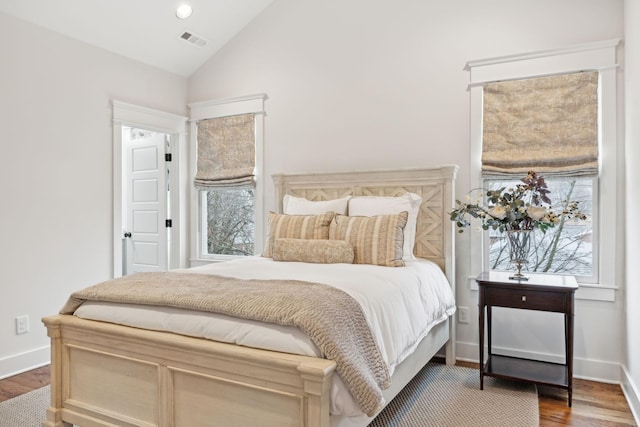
179;31;207;47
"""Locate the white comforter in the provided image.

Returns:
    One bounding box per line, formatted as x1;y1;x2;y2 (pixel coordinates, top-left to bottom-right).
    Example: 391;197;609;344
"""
75;257;455;416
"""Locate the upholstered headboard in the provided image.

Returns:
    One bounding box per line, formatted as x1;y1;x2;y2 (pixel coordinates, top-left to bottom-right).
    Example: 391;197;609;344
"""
272;166;458;288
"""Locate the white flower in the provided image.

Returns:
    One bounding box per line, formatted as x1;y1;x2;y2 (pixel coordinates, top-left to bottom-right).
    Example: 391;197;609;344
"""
488;205;507;219
527;206;548;221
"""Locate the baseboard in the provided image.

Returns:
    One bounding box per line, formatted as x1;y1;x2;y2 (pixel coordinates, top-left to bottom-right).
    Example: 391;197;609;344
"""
456;340;621;383
621;364;640;426
0;345;50;380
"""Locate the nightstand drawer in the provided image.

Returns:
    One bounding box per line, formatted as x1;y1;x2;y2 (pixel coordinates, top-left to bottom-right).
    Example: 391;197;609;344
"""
484;287;567;312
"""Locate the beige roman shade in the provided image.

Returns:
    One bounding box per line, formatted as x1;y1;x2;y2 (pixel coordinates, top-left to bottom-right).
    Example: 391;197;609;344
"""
482;71;598;177
194;113;256;189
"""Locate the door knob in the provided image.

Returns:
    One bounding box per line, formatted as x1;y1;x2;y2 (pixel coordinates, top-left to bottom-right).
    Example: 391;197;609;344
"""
124;232;132;238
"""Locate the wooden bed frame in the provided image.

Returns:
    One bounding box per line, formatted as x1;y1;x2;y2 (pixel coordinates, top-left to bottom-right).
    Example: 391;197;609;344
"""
42;166;458;427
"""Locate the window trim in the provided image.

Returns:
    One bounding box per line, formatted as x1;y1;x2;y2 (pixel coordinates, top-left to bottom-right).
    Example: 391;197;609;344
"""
466;39;620;301
188;94;267;265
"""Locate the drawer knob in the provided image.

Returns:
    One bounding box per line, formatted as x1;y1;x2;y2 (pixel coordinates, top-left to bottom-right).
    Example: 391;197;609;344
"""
521;295;527;302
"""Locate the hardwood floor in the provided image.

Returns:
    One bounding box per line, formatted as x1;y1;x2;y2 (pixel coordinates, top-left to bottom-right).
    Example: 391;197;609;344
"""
455;360;636;426
0;363;636;426
538;380;637;426
0;365;49;403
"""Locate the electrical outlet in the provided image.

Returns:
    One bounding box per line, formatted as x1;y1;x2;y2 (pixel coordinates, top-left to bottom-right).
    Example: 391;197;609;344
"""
16;315;29;335
458;306;469;324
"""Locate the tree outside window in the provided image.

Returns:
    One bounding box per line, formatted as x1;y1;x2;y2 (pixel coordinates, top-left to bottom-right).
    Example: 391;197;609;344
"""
203;188;255;256
486;177;593;278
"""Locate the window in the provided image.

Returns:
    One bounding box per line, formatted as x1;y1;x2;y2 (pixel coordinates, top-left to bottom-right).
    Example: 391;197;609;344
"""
189;94;267;262
467;39;620;299
480;71;599;283
485;176;595;281
201;188;255;256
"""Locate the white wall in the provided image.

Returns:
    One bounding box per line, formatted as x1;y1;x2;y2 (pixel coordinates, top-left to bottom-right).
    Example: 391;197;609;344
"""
624;0;640;420
0;13;188;377
189;0;626;382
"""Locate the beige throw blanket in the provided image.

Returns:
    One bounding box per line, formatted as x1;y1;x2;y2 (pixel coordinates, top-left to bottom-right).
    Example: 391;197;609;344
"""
61;272;390;416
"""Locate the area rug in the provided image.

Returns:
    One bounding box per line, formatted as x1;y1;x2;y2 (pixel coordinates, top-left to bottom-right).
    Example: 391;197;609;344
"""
370;362;539;426
0;385;49;426
0;363;538;427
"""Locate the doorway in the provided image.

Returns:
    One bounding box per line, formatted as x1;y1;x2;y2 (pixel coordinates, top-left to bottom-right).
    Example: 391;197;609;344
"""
121;127;171;275
112;100;187;278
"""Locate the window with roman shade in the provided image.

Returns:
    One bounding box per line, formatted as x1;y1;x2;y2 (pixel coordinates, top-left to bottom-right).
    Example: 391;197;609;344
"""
482;71;599;177
194;113;256;189
467;39;619;296
189;94;267;261
479;71;599;282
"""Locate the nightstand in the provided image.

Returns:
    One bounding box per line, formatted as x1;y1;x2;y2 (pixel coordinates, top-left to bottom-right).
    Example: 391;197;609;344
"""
476;271;578;406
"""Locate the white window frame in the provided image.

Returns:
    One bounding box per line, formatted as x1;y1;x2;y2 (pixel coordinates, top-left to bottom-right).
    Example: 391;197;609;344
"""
188;94;267;265
466;39;620;301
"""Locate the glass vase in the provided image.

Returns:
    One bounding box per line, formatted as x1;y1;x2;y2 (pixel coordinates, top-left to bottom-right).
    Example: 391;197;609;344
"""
507;229;531;280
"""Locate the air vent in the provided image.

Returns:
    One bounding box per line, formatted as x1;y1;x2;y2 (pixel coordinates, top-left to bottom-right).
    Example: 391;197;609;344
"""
179;31;207;47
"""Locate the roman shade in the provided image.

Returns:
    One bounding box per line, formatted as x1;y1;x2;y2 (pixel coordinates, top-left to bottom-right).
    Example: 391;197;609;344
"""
194;113;255;189
482;71;598;177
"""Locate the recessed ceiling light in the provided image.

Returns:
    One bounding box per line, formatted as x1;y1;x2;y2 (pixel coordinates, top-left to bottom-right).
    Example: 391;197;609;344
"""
176;5;193;19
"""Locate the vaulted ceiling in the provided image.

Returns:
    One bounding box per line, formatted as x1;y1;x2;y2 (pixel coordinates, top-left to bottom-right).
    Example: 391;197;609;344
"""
0;0;274;77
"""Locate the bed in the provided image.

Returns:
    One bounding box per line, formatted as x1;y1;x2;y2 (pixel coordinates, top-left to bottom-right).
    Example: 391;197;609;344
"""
42;165;458;427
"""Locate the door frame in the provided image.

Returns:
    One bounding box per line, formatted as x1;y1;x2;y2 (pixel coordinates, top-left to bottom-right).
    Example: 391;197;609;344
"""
112;101;188;278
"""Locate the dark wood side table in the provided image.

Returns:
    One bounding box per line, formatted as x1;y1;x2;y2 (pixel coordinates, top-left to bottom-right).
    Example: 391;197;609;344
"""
476;271;578;406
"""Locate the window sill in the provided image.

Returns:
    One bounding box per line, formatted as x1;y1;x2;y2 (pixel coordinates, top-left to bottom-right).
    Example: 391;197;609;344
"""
575;283;617;302
467;276;617;302
189;255;248;268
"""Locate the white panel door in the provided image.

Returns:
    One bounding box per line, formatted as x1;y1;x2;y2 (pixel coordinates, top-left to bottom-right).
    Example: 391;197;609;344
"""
124;131;168;274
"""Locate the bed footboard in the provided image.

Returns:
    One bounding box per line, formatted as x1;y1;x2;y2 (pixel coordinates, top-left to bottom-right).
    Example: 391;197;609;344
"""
42;315;336;427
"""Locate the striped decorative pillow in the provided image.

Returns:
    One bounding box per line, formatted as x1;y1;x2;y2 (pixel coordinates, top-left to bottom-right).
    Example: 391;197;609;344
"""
347;192;422;261
263;212;335;258
329;212;408;267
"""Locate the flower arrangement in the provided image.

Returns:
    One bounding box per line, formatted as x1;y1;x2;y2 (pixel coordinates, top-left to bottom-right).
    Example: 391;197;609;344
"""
450;171;586;233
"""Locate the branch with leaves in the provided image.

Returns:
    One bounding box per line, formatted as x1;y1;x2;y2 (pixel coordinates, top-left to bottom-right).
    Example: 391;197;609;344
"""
450;171;586;233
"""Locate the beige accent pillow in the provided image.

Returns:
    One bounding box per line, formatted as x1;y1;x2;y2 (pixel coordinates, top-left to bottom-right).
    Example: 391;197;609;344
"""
263;212;335;258
329;212;408;267
272;238;354;264
348;193;422;261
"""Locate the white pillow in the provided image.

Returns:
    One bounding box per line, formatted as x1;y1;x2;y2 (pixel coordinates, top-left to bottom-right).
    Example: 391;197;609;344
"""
347;192;422;261
283;194;351;215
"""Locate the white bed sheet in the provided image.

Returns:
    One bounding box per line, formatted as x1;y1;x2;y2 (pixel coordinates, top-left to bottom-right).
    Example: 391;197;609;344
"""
75;257;455;416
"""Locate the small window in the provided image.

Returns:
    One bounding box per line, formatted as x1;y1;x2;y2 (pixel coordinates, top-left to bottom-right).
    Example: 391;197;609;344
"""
201;188;255;256
189;94;267;263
